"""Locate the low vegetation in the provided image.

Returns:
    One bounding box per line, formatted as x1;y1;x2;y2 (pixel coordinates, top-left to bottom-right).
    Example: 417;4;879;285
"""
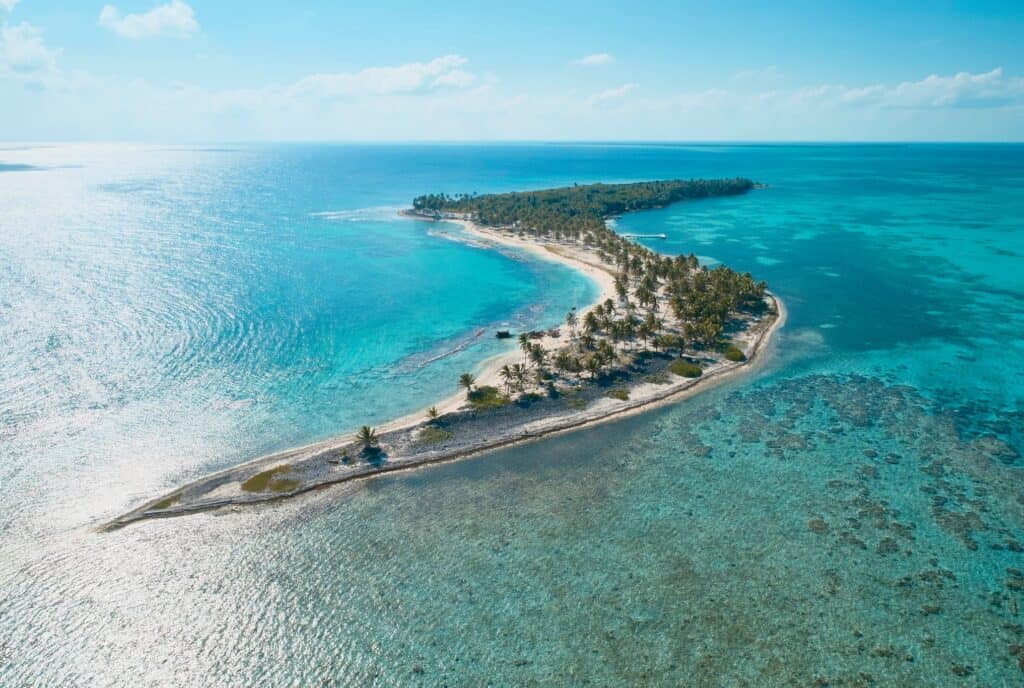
151;495;178;510
467;385;510;410
516;391;544;406
563;392;587;410
669;359;703;378
418;426;454;444
643;372;670;385
724;344;747;362
241;464;298;493
268;478;300;492
606;388;630;401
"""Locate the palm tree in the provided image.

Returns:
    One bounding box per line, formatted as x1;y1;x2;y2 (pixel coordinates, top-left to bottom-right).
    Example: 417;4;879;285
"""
498;364;514;394
553;350;573;377
615;274;629;303
458;372;476;395
356;425;379;452
565;309;578;339
598;340;617;372
638;322;653;351
635;285;655;313
426;406;439;422
528;343;547;370
517;332;531;356
510;363;528;392
644;311;659;334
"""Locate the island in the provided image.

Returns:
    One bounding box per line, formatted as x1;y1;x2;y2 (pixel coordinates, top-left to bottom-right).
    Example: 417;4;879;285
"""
107;179;784;529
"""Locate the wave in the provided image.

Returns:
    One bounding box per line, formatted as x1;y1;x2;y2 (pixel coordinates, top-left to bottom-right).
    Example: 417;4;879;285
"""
425;228;492;250
393;328;491;374
426;228;527;262
310;207;401;222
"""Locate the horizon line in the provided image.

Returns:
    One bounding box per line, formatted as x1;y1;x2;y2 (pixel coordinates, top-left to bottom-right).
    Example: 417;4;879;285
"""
3;139;1023;147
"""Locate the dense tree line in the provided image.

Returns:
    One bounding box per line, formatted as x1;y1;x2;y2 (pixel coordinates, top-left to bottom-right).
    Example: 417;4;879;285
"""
412;179;754;247
415;180;771;395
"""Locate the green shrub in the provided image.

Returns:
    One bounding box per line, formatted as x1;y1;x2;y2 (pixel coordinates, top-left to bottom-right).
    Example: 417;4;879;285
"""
516;392;543;407
241;464;292;492
564;393;587;410
669;359;703;378
724;345;746;362
643;372;670;385
419;426;453;444
606;388;630;401
467;385;510;410
269;478;300;493
152;495;178;510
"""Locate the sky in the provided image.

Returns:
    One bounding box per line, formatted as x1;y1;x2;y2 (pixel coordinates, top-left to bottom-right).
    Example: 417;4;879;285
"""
1;0;1023;141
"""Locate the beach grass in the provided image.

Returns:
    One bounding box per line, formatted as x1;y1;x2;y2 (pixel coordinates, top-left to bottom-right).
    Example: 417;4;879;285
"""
606;388;630;401
669;359;703;378
151;495;178;510
516;392;544;407
268;478;300;493
723;343;747;362
241;464;293;492
419;426;454;444
564;393;587;410
468;385;510;410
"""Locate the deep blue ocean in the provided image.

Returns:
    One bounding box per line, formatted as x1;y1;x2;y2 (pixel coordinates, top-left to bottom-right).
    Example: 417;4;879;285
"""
1;143;1022;686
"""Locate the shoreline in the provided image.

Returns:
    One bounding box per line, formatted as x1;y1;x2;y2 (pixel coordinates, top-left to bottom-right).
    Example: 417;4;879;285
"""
378;218;619;433
105;215;784;530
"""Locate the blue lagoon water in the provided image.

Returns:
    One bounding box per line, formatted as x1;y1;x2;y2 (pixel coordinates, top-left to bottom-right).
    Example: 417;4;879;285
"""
1;143;1023;686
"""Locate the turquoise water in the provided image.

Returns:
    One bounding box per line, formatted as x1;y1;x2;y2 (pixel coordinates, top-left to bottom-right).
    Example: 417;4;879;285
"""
1;143;1023;686
0;144;595;541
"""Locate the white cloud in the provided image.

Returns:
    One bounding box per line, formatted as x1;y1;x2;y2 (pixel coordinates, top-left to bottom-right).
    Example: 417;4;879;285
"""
1;0;20;12
573;53;613;66
99;1;198;40
1;21;60;76
649;67;1024;116
839;68;1023;109
3;56;1022;142
587;82;636;105
288;55;475;99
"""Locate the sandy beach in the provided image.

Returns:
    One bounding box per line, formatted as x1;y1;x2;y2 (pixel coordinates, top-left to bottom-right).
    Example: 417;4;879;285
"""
379;218;619;432
107;214;783;529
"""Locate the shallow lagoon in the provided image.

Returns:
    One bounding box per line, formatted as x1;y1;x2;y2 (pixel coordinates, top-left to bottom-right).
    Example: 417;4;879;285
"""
2;143;1022;686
